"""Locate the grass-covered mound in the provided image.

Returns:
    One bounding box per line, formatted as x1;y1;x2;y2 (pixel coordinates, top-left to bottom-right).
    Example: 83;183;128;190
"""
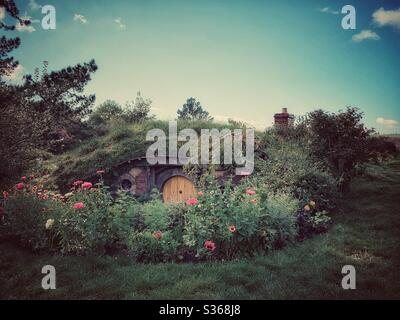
37;119;242;190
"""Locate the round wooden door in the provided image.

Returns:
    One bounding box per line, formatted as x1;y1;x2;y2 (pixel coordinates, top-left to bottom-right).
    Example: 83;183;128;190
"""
162;176;196;203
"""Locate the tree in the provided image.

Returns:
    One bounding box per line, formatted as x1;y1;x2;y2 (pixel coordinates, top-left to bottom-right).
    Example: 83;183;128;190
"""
89;100;124;126
0;80;54;186
22;60;98;152
123;92;154;123
0;1;99;185
0;0;31;77
177;97;213;121
306;107;377;191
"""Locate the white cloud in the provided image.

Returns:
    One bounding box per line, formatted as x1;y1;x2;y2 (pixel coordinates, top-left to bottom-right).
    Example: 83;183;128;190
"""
3;64;26;82
29;0;42;11
0;7;5;21
373;7;400;30
74;14;88;24
15;19;36;33
376;117;399;128
352;30;380;42
318;7;339;15
114;17;126;30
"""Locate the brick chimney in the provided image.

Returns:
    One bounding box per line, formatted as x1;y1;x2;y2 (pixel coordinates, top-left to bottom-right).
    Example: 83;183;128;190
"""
274;108;294;128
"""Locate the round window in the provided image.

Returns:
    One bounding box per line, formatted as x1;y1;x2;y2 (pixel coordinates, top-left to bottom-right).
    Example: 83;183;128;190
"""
121;179;132;190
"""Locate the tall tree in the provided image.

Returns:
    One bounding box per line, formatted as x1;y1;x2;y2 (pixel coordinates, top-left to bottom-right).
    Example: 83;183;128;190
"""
22;60;98;152
177;97;213;121
0;0;30;77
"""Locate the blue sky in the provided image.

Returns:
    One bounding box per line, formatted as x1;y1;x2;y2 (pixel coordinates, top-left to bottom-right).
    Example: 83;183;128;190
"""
1;0;400;132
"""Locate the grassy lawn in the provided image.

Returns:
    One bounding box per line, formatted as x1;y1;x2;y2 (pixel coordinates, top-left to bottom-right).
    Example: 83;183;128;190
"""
1;159;399;300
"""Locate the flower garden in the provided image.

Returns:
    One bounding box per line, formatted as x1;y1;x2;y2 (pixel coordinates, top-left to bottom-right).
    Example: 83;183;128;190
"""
0;165;332;263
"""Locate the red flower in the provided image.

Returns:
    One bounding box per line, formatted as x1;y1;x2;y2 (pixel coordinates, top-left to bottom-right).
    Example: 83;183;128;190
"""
81;182;93;189
21;176;27;182
186;198;198;206
197;191;204;196
96;170;105;175
15;182;24;190
228;225;236;233
3;191;9;199
245;189;256;196
153;231;163;240
73;202;85;210
204;240;216;252
73;180;84;186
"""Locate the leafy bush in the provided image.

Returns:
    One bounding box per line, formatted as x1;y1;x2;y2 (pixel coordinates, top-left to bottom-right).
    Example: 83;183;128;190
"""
0;179;61;250
255;131;338;211
1;172;333;262
128;230;180;263
262;191;299;248
126;196;183;262
306;107;381;191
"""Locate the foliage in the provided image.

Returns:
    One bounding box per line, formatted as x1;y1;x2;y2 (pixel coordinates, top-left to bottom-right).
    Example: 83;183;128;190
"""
2;158;400;299
88;99;124;126
123;92;154;123
1;172;330;261
306;107;378;191
0;178;60;250
255;130;338;211
0;0;30;78
177;97;213;121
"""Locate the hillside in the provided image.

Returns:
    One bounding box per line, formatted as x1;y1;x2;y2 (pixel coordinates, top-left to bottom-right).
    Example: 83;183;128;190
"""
38;119;244;190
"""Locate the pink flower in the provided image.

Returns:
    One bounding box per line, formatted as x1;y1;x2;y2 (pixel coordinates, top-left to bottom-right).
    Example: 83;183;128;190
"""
3;191;9;199
96;170;105;175
245;189;256;196
204;240;216;252
73;202;85;210
153;231;163;240
81;182;93;189
186;198;198;206
15;182;24;190
21;176;27;182
73;180;84;186
228;225;236;233
197;191;204;196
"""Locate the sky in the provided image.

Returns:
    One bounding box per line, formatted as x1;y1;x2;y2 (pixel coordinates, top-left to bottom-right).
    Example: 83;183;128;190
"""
1;0;400;133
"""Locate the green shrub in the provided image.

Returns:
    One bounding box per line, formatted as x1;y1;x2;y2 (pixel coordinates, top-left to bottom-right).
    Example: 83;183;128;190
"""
261;191;299;248
255;132;338;211
1;165;334;262
128;230;180;263
0;182;61;250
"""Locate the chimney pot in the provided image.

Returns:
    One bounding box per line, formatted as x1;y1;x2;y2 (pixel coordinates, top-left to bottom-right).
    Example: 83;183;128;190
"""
282;107;287;113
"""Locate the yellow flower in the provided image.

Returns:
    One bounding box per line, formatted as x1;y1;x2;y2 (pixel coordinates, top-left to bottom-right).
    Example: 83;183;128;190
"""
304;205;311;211
309;200;316;208
45;219;54;230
